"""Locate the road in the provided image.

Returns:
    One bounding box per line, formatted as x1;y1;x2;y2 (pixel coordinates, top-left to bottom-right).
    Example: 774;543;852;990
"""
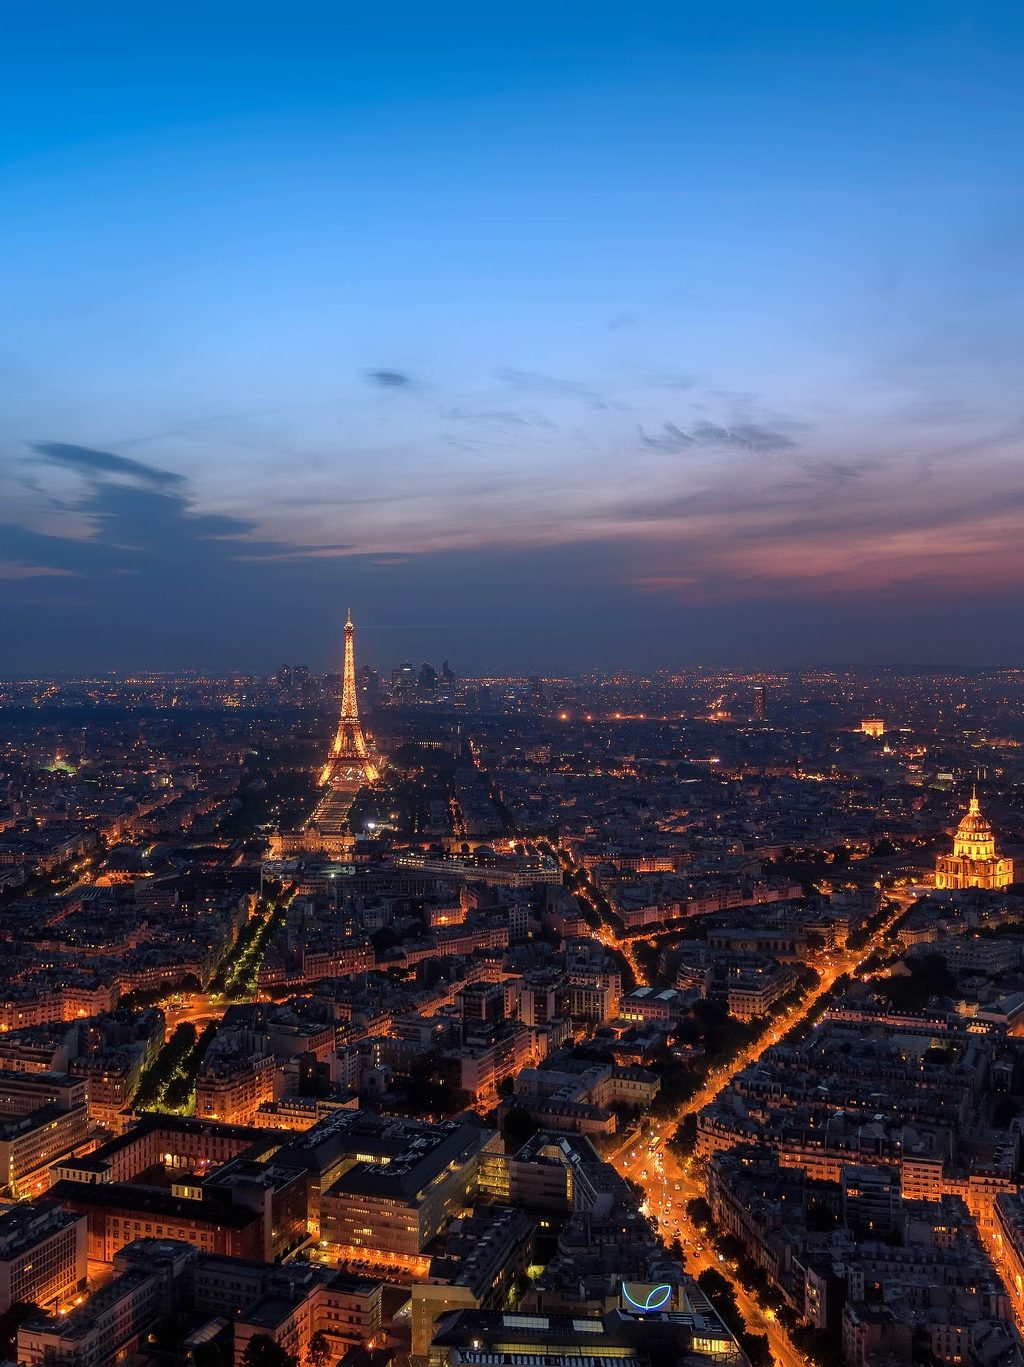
162;990;260;1030
158;893;287;1030
538;838;649;985
607;900;909;1367
613;1119;806;1367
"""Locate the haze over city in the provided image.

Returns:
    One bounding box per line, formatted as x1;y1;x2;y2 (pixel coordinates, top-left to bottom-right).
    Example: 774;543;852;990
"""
3;3;1024;672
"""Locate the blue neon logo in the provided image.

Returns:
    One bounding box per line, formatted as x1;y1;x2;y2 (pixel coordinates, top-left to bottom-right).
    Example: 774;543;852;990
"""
622;1283;672;1312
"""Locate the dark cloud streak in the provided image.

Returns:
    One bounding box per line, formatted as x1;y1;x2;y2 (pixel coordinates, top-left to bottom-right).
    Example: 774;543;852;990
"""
689;420;797;451
32;442;185;486
364;369;412;387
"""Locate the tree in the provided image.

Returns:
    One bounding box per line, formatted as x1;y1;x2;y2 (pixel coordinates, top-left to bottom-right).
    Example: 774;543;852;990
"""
241;1334;297;1367
307;1330;331;1367
878;952;955;1011
633;939;661;985
741;1331;772;1367
697;1267;732;1300
670;1114;698;1156
0;1303;39;1360
686;1196;712;1230
502;1105;539;1151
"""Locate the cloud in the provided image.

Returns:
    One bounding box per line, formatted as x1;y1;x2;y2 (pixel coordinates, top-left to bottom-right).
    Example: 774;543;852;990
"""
795;456;875;483
638;422;695;454
235;543;355;562
31;442;185;487
442;407;532;428
638;414;802;455
364;369;412;387
493;368;619;409
3;440;281;584
689;420;798;452
0;561;78;580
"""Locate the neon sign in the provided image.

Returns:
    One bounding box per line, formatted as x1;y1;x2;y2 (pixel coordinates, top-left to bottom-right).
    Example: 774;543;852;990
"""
622;1282;673;1313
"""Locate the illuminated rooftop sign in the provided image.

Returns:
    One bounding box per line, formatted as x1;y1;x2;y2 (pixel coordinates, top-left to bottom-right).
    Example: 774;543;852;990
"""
621;1282;673;1313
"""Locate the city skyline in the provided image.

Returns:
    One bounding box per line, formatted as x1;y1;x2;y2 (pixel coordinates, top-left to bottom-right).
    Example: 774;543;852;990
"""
3;3;1024;671
2;644;1023;1367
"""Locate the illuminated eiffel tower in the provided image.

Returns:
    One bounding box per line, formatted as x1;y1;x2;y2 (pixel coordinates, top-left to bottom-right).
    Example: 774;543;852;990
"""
268;611;378;860
320;610;379;787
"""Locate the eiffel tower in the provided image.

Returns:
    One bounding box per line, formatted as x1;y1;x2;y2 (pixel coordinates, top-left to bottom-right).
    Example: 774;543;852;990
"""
305;610;380;850
268;611;378;859
320;609;379;787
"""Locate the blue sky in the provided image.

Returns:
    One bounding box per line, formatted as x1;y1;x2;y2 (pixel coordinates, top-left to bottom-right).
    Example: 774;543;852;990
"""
3;2;1024;672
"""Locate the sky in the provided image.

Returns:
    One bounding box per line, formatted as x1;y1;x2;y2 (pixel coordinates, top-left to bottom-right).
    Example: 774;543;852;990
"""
2;2;1024;674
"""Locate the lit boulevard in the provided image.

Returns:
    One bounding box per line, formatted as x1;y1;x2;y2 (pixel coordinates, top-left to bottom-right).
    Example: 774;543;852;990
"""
608;898;911;1367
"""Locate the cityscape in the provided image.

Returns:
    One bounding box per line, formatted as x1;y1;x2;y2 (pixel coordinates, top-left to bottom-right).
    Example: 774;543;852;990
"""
1;623;1024;1367
4;6;1024;1367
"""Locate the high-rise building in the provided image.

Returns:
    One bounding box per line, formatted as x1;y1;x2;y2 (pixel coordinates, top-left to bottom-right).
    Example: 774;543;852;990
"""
392;661;417;701
935;791;1014;890
358;665;380;712
752;685;766;719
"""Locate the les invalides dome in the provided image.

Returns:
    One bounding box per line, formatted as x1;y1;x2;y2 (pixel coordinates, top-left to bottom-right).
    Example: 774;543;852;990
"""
935;790;1014;891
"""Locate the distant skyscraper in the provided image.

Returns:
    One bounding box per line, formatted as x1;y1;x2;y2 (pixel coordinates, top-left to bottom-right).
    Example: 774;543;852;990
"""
392;661;417;701
419;662;438;695
358;665;380;712
752;685;766;720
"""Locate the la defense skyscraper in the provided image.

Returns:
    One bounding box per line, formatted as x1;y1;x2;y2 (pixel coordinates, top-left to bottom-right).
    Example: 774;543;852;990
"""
270;611;379;859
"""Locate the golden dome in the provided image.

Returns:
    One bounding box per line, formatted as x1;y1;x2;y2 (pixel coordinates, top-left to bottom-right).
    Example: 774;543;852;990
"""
936;787;1013;891
956;791;993;838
